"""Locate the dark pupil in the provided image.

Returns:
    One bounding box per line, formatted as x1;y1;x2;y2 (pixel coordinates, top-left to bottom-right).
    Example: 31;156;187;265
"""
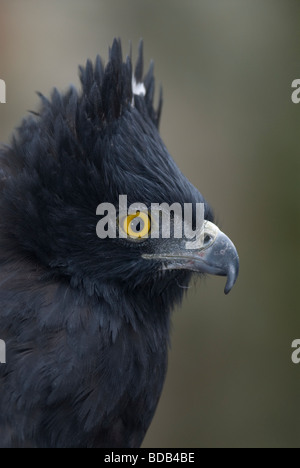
131;217;144;233
204;235;211;244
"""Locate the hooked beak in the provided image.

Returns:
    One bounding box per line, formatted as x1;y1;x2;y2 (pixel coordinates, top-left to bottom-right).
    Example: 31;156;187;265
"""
187;221;240;294
143;221;239;294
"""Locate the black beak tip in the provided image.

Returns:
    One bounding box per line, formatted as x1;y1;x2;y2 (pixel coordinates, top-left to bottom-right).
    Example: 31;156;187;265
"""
224;258;239;295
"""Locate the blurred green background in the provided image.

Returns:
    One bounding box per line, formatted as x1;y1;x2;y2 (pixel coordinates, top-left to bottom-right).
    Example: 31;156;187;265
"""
0;0;299;448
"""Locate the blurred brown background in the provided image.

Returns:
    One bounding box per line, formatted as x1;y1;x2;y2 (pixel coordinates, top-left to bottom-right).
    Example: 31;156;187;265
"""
0;0;299;448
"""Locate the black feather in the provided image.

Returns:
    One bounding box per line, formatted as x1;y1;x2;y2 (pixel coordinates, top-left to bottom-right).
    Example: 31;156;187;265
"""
134;40;144;82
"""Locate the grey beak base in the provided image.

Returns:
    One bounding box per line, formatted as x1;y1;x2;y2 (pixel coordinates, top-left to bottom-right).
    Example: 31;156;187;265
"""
190;227;239;294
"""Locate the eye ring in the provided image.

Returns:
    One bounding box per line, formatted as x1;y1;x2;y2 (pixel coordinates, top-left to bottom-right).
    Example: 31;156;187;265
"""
121;211;151;240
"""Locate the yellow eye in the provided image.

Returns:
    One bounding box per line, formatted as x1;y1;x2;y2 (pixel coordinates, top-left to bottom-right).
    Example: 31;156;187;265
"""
122;211;151;239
